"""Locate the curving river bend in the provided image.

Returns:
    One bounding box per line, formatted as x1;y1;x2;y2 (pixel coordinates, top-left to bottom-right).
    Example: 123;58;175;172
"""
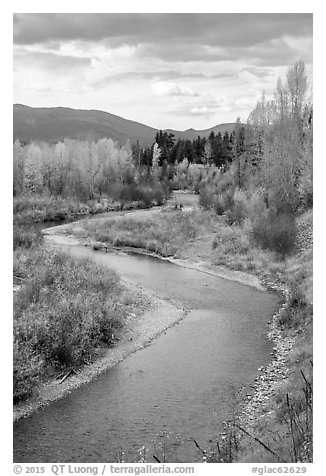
14;232;279;463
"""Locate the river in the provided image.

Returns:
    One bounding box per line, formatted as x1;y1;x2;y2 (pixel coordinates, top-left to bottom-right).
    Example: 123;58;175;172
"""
14;227;279;463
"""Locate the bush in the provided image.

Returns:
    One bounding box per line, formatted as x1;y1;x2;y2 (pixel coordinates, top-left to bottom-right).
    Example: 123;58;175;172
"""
221;188;235;211
151;186;165;206
13;340;43;403
298;170;313;210
30;293;123;366
251;211;297;256
246;189;269;223
13;247;128;401
225;189;248;225
108;182;169;208
277;284;313;329
199;186;214;209
212;194;225;215
13;194;92;224
199;171;237;216
13;225;41;250
215;171;235;195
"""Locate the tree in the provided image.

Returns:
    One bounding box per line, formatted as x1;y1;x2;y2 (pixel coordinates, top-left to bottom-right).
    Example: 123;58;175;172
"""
13;141;25;196
275;78;289;121
246;60;312;213
233;119;247;187
171;139;185;163
155;130;175;164
212;132;223;167
24;143;43;194
132;140;141;167
286;60;308;124
194;136;205;163
184;139;194;162
140;146;153;167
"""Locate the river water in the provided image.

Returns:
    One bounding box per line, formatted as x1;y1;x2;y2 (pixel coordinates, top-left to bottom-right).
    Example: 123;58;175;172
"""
14;235;279;463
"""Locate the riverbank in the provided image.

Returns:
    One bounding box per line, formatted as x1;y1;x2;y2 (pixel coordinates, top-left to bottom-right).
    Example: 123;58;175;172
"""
14;200;312;462
14;278;186;421
43;207;267;292
50;205;312;462
14;214;267;421
13;194;166;226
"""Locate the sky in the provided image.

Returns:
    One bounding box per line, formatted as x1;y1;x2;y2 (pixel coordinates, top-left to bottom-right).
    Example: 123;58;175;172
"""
13;13;313;130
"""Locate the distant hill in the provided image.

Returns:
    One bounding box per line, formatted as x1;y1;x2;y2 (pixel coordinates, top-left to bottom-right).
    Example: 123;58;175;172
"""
13;104;236;147
165;124;237;141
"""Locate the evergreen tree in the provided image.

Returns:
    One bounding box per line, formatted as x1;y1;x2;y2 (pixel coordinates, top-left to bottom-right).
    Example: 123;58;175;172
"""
233;118;247;188
184;139;194;162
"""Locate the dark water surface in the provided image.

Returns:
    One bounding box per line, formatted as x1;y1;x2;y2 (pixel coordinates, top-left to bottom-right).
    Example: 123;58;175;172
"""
14;237;279;463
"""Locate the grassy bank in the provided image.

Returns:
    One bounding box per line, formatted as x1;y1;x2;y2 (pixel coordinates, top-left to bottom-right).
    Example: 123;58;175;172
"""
64;206;313;463
13;194;161;226
14;195;107;224
66;208;290;279
13;229;141;403
79;209;208;257
13;177;173;226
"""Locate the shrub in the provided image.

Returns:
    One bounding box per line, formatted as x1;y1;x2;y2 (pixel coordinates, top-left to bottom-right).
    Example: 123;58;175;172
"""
225;189;248;225
199;175;237;217
212;194;225;215
246;189;269;223
277;284;313;329
13;246;128;401
13;340;43;403
221;188;235;211
108;182;170;208
215;171;235;195
152;186;165;206
199;185;214;209
13;226;41;250
31;293;123;366
251;211;297;256
298;170;313;210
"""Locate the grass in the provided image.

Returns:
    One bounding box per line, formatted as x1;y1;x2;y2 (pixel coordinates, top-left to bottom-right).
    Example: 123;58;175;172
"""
13;194;105;224
77;210;211;257
75;208;288;279
13;230;138;403
13;224;42;250
13;193;163;226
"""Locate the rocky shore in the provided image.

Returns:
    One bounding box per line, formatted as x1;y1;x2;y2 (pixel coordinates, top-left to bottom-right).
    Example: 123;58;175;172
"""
239;292;295;429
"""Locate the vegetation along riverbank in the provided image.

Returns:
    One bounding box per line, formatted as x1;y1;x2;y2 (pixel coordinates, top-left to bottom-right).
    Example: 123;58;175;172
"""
13;61;312;462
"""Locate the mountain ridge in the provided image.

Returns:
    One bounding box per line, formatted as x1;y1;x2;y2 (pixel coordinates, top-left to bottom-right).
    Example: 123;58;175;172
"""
13;104;236;146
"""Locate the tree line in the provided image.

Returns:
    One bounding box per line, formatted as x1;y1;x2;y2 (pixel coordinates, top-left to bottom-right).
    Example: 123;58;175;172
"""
13;60;312;221
132;129;235;168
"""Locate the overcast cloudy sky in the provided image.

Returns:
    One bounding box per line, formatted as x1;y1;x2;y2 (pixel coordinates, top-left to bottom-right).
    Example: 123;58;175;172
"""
13;13;313;130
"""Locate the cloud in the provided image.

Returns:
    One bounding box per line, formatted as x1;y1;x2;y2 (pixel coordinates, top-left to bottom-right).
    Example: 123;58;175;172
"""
13;13;313;130
239;66;272;79
233;36;313;67
136;43;232;63
165;90;261;119
14;49;91;71
152;81;199;97
91;70;210;90
14;13;312;49
190;106;220;116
